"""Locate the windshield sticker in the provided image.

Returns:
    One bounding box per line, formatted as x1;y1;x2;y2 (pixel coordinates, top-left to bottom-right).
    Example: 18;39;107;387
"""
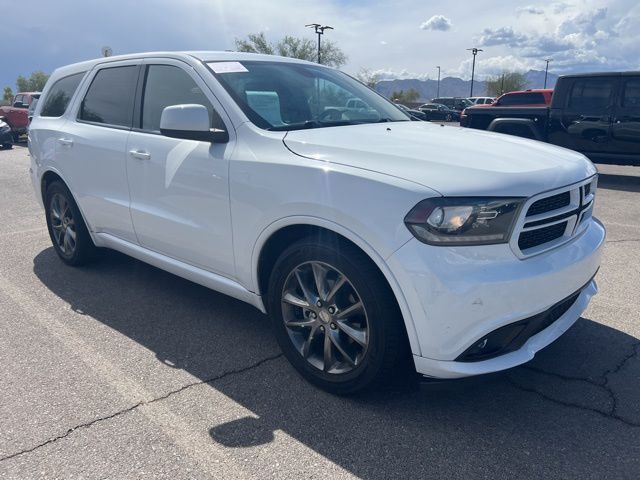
209;62;249;74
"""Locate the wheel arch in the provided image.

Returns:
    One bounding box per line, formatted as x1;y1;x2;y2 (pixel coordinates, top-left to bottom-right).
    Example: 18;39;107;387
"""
252;217;422;356
40;167;97;241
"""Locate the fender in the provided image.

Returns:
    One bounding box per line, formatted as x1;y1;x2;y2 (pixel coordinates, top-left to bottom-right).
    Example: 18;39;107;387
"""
487;117;544;141
250;215;422;356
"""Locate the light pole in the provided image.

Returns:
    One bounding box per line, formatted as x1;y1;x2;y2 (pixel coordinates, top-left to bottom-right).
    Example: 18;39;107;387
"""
467;47;483;97
544;58;553;88
305;23;333;64
436;66;441;98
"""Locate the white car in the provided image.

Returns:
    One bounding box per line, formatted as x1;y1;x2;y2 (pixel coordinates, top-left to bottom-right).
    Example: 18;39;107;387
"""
468;96;495;105
28;52;605;393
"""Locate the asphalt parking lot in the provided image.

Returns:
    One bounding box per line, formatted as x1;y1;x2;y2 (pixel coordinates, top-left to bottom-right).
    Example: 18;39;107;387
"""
1;143;639;479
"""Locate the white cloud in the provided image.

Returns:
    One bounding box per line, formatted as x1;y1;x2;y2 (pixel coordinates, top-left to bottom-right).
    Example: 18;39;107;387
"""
517;5;544;15
420;15;452;31
476;27;528;47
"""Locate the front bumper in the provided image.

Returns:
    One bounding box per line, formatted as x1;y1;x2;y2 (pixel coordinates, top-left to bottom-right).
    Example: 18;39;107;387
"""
388;217;605;379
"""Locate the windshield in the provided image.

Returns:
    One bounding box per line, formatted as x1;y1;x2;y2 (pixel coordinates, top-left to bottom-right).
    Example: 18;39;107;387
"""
207;61;410;131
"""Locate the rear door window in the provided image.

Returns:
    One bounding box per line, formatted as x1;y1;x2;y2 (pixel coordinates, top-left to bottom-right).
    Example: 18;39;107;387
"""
79;65;138;127
40;72;86;117
621;78;640;108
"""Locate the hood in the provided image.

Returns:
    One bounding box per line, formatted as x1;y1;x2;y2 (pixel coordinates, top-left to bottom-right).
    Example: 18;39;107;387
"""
283;122;596;197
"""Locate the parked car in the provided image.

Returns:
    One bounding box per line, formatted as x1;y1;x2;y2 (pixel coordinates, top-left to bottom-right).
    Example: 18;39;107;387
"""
430;97;473;112
0;92;40;141
395;103;427;120
468;96;494;105
461;73;640;165
492;89;553;107
0;118;12;148
418;103;460;122
29;52;604;393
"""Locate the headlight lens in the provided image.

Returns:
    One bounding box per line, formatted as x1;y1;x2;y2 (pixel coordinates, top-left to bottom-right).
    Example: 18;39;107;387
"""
404;197;524;246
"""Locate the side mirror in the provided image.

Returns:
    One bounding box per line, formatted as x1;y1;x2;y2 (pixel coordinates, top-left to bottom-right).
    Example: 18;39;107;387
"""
160;104;229;143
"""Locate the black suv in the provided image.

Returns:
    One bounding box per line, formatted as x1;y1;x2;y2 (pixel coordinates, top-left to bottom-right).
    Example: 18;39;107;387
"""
431;97;473;112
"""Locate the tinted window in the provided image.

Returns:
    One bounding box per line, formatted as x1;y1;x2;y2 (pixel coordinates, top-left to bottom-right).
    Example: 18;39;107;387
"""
141;65;222;132
79;66;138;127
621;78;640;108
40;72;85;117
13;95;23;106
568;78;615;110
499;93;545;105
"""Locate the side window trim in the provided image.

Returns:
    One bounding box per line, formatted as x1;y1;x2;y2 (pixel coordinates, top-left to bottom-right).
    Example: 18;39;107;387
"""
76;64;141;131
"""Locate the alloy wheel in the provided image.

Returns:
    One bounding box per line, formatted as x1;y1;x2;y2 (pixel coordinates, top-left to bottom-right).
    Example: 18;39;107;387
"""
281;261;369;374
49;193;77;256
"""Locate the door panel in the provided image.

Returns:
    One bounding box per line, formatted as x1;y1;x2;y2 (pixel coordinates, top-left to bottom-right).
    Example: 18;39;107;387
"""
55;63;140;243
611;76;640;160
126;62;234;276
549;76;617;156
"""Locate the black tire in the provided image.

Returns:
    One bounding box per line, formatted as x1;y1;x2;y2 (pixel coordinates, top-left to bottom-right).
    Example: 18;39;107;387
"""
44;180;98;266
267;236;411;394
1;143;12;149
11;131;20;143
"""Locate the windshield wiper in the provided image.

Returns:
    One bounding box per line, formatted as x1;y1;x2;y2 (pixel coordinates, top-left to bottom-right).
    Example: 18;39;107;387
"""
267;119;367;131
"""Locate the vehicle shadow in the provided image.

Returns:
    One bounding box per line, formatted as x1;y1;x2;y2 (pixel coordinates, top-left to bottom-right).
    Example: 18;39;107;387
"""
597;172;640;193
32;247;640;478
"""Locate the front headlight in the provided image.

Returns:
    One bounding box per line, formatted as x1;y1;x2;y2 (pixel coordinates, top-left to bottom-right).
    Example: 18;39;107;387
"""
404;197;524;246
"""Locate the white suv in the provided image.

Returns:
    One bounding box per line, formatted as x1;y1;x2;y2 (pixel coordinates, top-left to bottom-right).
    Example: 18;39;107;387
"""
28;52;605;393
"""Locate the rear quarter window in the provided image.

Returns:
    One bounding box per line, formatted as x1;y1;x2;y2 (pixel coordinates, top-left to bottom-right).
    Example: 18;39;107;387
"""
40;72;86;117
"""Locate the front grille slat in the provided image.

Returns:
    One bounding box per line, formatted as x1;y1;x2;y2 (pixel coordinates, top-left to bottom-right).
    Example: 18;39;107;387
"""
518;222;567;250
526;191;571;217
515;177;597;255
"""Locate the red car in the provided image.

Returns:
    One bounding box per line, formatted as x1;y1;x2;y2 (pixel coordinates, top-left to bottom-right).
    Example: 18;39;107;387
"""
461;89;552;125
0;92;40;142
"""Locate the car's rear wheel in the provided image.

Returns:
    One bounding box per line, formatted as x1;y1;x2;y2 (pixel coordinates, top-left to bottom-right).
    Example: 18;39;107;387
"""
45;181;98;266
267;237;411;394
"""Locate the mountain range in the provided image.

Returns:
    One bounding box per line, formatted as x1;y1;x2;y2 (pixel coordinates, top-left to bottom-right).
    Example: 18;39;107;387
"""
374;69;559;101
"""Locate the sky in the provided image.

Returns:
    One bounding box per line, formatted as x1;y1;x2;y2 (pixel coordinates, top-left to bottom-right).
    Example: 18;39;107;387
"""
1;0;638;91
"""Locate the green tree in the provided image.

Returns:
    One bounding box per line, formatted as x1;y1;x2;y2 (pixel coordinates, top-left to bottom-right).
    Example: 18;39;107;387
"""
390;88;420;104
3;87;13;105
235;32;347;68
15;71;49;92
486;72;527;97
355;68;382;89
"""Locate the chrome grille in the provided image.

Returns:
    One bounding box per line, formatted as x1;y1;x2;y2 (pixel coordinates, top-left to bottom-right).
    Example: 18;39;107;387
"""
511;176;597;257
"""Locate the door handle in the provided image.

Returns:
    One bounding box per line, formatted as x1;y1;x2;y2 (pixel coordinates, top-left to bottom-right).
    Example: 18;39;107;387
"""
57;138;73;147
129;149;151;160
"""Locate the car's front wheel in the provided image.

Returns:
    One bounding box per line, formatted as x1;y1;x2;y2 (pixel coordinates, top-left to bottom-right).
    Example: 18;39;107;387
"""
45;180;98;266
267;237;410;394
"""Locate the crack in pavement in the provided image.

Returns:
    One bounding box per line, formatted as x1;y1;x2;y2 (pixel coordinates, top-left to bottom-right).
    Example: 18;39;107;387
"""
0;353;283;463
605;238;640;244
512;342;640;427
